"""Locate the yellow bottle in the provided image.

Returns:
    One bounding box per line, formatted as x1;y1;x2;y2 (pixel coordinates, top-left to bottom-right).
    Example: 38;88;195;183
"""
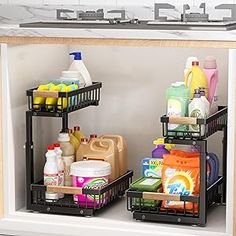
46;84;66;110
68;129;80;151
184;61;208;99
73;126;85;143
33;83;53;109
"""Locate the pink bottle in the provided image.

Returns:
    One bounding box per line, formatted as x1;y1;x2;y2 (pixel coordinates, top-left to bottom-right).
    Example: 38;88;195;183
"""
203;56;218;105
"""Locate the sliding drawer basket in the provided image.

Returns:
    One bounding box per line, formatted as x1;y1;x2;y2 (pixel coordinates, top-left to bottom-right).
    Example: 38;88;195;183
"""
127;176;223;225
29;171;133;217
161;106;227;140
26;82;102;115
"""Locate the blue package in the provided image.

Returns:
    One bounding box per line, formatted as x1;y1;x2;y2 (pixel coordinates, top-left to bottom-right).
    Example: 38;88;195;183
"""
142;157;163;178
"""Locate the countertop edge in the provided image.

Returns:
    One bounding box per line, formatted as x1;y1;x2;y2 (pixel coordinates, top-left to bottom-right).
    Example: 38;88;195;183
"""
1;36;236;48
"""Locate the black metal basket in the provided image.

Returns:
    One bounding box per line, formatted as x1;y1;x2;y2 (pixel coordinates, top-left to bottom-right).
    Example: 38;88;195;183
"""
127;176;223;225
161;106;227;140
26;82;102;115
29;170;133;217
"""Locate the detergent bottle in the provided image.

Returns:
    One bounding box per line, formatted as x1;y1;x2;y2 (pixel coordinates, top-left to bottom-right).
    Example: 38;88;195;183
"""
33;83;54;109
76;137;89;161
184;57;199;88
67;129;80;151
69;52;92;86
100;135;128;176
152;144;170;159
53;143;64;199
185;61;208;99
44;145;59;201
76;138;119;181
166;82;189;131
58;133;75;186
188;89;207;136
203;56;219;114
199;88;210;117
73;126;85;143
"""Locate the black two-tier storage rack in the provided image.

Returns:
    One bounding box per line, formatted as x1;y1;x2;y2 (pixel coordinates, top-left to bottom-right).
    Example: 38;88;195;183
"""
25;82;133;216
127;106;227;226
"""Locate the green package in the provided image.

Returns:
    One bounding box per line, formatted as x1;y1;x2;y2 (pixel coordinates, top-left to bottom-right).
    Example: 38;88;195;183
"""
130;177;162;208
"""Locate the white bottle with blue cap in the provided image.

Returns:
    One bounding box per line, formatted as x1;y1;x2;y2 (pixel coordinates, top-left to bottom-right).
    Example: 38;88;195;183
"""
69;52;92;86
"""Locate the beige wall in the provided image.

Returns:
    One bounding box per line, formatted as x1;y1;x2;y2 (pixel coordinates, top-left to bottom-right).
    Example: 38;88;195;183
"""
69;45;228;178
7;44;69;210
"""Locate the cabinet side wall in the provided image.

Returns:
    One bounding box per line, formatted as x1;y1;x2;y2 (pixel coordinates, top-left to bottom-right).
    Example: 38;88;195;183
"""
0;45;4;218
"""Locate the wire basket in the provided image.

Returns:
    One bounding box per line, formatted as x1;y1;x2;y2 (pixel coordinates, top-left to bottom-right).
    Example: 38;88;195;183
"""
160;106;227;140
29;170;133;216
26;82;102;115
127;176;223;225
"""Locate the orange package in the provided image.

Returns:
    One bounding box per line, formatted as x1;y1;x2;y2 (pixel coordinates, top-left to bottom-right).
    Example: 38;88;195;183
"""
162;150;200;212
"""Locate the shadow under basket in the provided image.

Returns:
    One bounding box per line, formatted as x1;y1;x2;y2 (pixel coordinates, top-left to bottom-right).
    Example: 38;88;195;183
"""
161;106;227;140
26;82;102;115
28;171;133;217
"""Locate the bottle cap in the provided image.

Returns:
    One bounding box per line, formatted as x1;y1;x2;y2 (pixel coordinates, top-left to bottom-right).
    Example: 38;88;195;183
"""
194;91;201;98
157;144;165;148
185;57;199;69
54;143;60;148
81;138;88;143
58;133;70;142
47;145;54;151
199;87;206;96
204;56;217;69
66;129;73;134
153;138;175;150
69;52;82;60
74;126;80;131
90;134;97;139
192;61;199;66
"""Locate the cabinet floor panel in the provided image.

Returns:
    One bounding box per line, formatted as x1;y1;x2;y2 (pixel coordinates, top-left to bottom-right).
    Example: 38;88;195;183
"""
17;198;226;234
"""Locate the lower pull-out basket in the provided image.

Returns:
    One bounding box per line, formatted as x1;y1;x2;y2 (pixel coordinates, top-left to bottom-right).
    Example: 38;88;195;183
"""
127;176;223;226
28;170;133;217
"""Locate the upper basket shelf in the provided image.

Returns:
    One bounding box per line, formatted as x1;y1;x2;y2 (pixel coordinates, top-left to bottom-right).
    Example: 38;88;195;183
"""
26;82;102;116
160;106;227;140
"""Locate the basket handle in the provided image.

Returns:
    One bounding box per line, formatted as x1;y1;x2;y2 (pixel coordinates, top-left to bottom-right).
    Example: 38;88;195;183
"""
33;90;59;98
47;186;82;195
143;192;181;201
168;116;197;125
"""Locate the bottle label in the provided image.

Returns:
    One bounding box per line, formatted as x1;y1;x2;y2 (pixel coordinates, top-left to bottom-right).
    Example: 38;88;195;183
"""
44;174;59;186
167;99;182;130
62;155;74;186
190;109;204;131
58;170;64;186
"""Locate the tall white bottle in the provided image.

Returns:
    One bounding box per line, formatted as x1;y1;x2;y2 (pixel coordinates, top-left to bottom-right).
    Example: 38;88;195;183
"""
44;145;59;202
199;88;210;118
189;89;207;136
54;143;65;199
69;52;92;87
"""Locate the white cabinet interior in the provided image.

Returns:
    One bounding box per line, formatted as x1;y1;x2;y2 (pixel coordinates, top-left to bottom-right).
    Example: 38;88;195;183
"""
1;43;233;236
